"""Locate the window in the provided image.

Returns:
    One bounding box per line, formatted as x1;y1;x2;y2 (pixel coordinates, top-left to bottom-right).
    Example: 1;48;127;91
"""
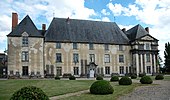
22;66;28;76
74;67;79;75
105;66;110;74
120;66;124;74
22;36;28;46
73;43;77;49
56;42;61;49
56;53;62;62
104;54;110;63
89;43;94;50
73;53;79;63
10;70;13;75
46;65;50;74
147;66;151;74
119;45;123;51
145;43;150;50
104;44;109;50
119;55;124;63
56;67;62;76
22;51;29;61
146;54;150;62
51;65;54;74
89;54;95;62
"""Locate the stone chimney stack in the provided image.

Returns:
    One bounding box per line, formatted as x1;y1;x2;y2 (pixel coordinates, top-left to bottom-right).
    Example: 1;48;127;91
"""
145;27;149;33
122;28;126;32
12;12;18;30
42;24;46;30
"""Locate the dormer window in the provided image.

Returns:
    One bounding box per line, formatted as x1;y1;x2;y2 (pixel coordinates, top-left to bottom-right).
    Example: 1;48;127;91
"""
56;42;61;49
22;36;28;47
89;43;94;50
145;43;150;50
104;44;109;50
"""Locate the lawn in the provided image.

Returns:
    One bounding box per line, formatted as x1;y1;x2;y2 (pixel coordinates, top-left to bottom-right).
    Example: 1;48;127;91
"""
0;79;95;100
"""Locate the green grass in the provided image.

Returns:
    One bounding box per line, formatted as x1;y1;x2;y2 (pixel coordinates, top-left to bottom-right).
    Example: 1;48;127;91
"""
60;82;149;100
0;79;95;100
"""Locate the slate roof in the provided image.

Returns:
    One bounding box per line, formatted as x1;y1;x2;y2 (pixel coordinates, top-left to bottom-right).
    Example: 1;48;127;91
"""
44;18;129;44
126;24;149;41
7;15;43;37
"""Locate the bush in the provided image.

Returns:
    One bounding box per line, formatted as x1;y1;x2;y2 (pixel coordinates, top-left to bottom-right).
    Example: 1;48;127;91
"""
110;76;119;82
96;76;103;80
90;80;114;95
131;74;137;79
10;86;49;100
119;76;132;85
55;76;60;80
139;73;146;77
69;75;76;80
140;76;153;84
155;74;164;80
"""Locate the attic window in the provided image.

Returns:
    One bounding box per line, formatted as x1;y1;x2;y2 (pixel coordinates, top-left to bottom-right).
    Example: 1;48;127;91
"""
22;36;28;47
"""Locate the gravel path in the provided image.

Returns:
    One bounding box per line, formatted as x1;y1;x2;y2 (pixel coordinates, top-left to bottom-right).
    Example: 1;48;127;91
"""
118;80;170;100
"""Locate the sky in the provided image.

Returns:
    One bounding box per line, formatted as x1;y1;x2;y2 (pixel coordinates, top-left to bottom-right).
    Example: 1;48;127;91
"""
0;0;170;64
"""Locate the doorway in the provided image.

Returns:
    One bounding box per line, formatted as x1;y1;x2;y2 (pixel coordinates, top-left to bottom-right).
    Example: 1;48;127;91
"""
22;66;28;76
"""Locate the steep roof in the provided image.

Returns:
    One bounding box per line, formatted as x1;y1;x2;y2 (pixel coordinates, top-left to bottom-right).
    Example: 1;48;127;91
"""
44;18;129;44
7;15;43;37
126;24;149;41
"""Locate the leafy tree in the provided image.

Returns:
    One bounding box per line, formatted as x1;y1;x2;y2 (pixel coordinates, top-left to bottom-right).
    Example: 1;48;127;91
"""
164;42;170;72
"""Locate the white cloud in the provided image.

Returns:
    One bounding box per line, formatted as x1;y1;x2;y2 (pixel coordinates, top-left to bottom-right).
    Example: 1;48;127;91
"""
101;9;110;16
101;17;110;22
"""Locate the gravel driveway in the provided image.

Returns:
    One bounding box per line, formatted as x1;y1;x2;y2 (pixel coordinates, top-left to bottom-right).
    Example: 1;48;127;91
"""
118;80;170;100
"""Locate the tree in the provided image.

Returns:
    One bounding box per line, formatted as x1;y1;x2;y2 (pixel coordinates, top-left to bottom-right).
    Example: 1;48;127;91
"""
164;42;170;73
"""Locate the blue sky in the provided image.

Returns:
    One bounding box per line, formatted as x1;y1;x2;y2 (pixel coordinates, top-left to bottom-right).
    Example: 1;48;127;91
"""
0;0;170;63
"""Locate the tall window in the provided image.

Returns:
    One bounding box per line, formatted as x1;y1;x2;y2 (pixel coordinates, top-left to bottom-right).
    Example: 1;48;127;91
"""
56;67;62;76
56;53;62;62
120;66;124;74
56;42;61;49
145;43;150;50
73;53;79;63
73;43;77;49
89;43;94;50
22;36;28;47
105;66;110;74
74;67;79;75
89;54;95;62
147;66;151;74
146;54;150;62
119;45;123;51
119;55;124;63
104;54;110;63
104;44;109;50
22;51;29;61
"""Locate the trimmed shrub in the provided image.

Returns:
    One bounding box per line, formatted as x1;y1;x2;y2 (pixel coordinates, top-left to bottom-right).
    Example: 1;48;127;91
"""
155;74;164;80
90;80;114;95
140;76;153;84
119;76;132;85
55;76;60;80
10;86;49;100
96;76;103;80
131;74;137;79
110;76;119;82
69;75;76;80
139;73;146;77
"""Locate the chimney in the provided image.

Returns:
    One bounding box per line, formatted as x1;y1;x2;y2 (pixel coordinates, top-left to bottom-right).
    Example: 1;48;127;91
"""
42;24;46;30
66;17;70;24
145;27;149;33
122;28;126;32
12;12;18;30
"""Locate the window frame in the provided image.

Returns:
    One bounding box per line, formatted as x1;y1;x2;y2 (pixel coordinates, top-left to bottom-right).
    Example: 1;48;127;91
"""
73;43;78;49
89;43;94;50
104;44;109;50
22;36;28;47
73;53;79;63
146;54;150;62
56;42;61;49
22;51;29;62
119;55;124;63
89;54;95;62
119;45;123;51
105;66;110;74
74;67;79;75
56;67;62;76
119;66;124;74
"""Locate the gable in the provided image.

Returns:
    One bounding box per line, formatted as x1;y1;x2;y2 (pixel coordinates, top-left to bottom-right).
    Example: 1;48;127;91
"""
140;35;154;41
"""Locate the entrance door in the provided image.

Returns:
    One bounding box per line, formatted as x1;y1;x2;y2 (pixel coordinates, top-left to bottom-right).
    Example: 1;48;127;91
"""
89;69;94;78
22;66;28;76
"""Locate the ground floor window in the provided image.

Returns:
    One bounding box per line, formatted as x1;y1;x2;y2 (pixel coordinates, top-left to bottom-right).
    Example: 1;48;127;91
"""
46;65;54;74
22;66;28;76
119;66;124;74
126;67;128;73
74;67;79;75
147;66;151;74
105;66;110;74
56;67;62;76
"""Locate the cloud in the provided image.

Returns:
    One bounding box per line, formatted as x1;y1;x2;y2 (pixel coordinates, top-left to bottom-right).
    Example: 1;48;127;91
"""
101;9;110;16
101;17;110;22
